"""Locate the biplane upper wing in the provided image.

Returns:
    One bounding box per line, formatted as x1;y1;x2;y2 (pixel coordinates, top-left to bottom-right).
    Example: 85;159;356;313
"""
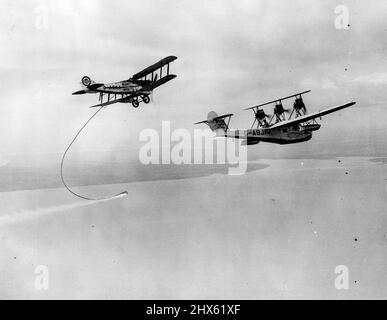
244;90;311;110
269;102;356;129
131;56;177;80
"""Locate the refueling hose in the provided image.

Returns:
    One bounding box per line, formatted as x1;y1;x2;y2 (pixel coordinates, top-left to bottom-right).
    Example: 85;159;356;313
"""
60;106;128;200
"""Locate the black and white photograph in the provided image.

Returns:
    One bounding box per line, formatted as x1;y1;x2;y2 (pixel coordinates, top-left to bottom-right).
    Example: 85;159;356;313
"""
0;0;386;302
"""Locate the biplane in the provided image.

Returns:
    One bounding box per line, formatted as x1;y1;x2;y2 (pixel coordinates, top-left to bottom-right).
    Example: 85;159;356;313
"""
72;56;177;108
195;91;356;145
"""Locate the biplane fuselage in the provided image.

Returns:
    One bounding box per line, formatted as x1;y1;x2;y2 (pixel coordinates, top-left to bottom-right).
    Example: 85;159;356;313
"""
82;80;151;95
84;80;141;94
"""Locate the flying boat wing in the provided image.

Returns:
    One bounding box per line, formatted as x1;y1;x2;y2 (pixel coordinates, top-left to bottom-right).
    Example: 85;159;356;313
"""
268;102;356;129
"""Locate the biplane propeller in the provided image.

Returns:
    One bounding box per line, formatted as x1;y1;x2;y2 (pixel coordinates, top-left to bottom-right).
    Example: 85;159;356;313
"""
195;90;356;145
72;56;177;109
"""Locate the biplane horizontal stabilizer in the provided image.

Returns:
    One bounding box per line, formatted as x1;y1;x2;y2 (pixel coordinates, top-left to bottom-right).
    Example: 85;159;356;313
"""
72;90;87;95
212;114;234;121
194;113;233;125
195;111;233;133
194;120;208;125
88;83;105;90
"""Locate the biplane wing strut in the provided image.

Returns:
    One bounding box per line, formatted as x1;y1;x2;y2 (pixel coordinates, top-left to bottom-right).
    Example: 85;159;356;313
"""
139;74;176;92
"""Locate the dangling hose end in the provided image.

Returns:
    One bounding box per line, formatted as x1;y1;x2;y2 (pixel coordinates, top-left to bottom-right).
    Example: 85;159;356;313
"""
115;191;129;198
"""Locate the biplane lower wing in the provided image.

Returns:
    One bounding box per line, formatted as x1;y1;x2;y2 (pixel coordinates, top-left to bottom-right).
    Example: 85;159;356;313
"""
269;102;356;129
89;96;129;108
131;56;177;80
139;74;176;93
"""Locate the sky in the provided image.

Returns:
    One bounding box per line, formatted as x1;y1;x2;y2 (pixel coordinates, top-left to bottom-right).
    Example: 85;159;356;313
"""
0;0;386;171
0;0;387;300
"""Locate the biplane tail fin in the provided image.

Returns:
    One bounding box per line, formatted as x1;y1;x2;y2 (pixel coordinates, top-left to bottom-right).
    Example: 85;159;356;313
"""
73;76;104;95
194;111;233;136
80;76;104;90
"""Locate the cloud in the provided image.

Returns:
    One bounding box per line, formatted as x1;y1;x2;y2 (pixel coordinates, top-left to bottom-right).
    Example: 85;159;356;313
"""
0;196;124;227
0;159;10;167
352;73;387;85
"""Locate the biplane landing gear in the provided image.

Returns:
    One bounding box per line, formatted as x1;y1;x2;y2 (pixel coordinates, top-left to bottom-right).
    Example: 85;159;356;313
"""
132;99;139;108
142;95;150;104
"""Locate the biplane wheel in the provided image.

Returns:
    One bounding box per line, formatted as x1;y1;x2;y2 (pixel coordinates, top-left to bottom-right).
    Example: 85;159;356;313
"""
132;100;139;108
143;95;150;104
81;76;91;87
